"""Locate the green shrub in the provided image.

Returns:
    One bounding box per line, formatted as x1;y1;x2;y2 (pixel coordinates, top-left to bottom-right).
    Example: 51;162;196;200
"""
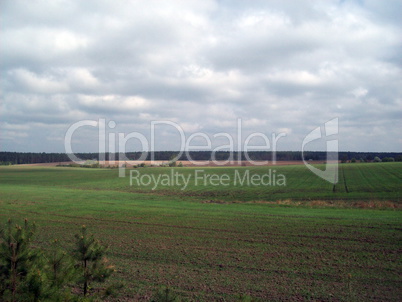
0;220;116;301
0;219;49;301
151;286;182;302
73;226;114;296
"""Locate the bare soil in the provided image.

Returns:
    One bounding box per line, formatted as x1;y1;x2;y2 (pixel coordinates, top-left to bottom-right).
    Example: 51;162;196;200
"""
20;160;323;167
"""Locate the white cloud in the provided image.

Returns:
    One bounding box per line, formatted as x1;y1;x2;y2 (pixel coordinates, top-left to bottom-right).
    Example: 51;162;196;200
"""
78;95;150;113
66;68;100;90
351;87;368;98
266;70;322;86
9;69;69;94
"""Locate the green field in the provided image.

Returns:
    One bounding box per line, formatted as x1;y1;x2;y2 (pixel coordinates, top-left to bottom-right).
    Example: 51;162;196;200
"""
0;163;401;301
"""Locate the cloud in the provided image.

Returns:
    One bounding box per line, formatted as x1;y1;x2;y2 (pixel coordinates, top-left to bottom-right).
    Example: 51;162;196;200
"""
8;69;69;94
77;94;150;115
0;0;401;152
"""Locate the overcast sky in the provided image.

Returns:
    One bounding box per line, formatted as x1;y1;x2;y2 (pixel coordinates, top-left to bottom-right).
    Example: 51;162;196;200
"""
1;0;401;153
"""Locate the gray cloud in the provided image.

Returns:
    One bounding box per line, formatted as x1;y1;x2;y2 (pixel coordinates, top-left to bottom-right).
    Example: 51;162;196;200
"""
1;0;401;153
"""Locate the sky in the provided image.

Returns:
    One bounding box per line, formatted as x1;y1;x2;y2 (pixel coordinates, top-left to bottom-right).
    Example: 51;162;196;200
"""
1;0;401;153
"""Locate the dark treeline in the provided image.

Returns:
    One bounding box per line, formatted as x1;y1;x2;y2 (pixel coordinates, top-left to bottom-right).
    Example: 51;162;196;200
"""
1;151;401;165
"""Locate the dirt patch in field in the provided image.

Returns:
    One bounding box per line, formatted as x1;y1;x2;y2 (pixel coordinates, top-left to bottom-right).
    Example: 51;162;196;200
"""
201;199;227;204
248;199;402;209
19;161;76;167
19;160;318;167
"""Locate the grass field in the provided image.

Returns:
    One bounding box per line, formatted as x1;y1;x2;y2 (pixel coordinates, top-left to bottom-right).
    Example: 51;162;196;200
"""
0;162;401;301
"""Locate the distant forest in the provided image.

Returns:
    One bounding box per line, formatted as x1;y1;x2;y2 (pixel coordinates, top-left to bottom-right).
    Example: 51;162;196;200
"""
1;151;401;165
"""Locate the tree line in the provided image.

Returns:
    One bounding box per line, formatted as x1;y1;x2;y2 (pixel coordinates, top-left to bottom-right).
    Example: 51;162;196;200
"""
1;151;401;165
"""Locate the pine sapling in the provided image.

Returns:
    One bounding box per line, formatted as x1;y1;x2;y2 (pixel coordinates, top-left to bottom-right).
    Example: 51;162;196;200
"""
73;225;114;296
